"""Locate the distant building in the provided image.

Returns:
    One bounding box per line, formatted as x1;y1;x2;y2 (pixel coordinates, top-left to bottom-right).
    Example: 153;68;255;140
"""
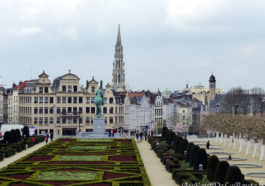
0;87;8;124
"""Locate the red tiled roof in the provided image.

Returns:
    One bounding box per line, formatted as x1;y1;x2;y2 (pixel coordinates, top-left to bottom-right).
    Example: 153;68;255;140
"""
14;81;28;90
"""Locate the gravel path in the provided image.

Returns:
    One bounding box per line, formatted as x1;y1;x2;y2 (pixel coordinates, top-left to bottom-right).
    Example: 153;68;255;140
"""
137;141;177;186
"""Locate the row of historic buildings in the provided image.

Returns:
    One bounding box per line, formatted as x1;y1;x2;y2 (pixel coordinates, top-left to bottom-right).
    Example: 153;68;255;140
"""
0;25;221;136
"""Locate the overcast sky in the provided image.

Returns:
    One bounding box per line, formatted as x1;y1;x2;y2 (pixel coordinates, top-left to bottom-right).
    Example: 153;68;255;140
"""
0;0;265;92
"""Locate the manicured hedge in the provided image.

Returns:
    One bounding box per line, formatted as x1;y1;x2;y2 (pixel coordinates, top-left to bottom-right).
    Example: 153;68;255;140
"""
214;161;230;184
207;155;219;181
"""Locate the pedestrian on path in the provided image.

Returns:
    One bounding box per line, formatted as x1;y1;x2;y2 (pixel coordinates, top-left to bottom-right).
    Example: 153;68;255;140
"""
136;131;139;143
50;132;53;142
140;131;143;142
206;140;210;149
45;133;49;144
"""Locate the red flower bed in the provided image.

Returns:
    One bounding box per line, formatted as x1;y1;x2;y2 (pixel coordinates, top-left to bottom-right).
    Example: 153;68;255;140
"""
41;161;115;165
109;156;136;162
5;174;32;180
24;155;54;161
58;139;76;142
104;172;129;180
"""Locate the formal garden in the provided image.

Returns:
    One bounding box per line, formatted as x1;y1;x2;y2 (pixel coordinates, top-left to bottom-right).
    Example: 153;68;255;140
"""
0;126;45;161
148;127;261;185
0;138;150;186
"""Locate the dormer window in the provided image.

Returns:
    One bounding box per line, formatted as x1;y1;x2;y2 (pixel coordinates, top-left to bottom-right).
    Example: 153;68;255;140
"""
45;87;48;93
39;87;43;93
68;85;72;92
62;86;66;92
92;86;95;93
73;86;77;92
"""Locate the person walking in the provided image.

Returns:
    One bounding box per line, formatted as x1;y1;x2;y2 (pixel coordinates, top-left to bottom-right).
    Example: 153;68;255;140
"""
50;132;53;142
45;133;49;144
136;131;139;143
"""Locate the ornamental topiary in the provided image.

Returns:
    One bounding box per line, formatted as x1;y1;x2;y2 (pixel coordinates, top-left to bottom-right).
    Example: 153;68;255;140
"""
214;161;230;184
207;155;219;181
3;131;11;144
194;148;208;170
162;127;168;138
173;135;182;153
225;166;244;184
166;130;176;146
22;126;30;137
189;145;200;167
185;142;194;162
178;139;188;154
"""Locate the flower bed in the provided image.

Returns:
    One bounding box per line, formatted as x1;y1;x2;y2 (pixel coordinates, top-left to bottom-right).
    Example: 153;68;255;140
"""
0;138;150;186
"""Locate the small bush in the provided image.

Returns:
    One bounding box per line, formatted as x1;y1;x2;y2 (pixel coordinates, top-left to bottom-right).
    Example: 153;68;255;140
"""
174;172;199;185
214;161;230;184
173;135;182;153
194;148;208;170
189;145;200;167
185;142;194;162
207;155;219;181
244;179;259;186
225;166;244;184
22;126;30;137
3;131;11;144
178;139;188;154
0;147;16;158
162;127;168;138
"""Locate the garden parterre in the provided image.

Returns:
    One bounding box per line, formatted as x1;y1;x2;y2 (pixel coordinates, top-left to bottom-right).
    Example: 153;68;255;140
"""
0;138;151;186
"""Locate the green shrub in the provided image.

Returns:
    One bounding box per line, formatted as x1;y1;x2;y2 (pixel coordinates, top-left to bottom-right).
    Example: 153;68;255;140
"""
15;129;21;142
0;147;16;158
162;127;168;138
3;131;11;144
166;160;180;172
185;142;194;162
194;148;208;170
207;155;219;181
166;130;176;146
22;126;30;137
174;172;199;185
0;153;3;161
173;135;182;153
178;139;188;154
244;179;259;186
225;166;244;184
189;145;200;167
214;161;230;184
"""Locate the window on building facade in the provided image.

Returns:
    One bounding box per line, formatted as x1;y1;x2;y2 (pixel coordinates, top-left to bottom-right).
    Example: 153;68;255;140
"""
73;117;77;124
34;117;38;124
50;97;54;103
57;97;61;104
91;97;95;103
109;107;113;114
45;87;48;93
91;107;95;113
34;107;38;114
104;97;107;104
39;117;43;124
62;118;66;124
44;107;48;114
79;117;82;124
79;97;83;103
68;85;72;92
50;107;54;114
86;117;90;124
39;107;43;114
39;97;43;103
73;107;77;114
57;107;61;114
45;117;48;124
92;86;95;93
50;117;53;124
34;97;38;103
86;97;90;103
39;87;43;93
86;107;90;113
62;85;66;92
79;107;82;113
73;97;77;103
68;118;72;124
109;117;113;124
73;86;77;92
62;107;66;114
68;107;72;113
91;117;93;123
62;97;66;104
105;117;108;123
68;97;72;103
103;107;107;114
109;98;113;104
45;97;48;103
57;117;60;124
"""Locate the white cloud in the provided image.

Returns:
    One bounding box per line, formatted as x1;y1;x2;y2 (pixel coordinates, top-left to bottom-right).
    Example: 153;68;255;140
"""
6;26;42;37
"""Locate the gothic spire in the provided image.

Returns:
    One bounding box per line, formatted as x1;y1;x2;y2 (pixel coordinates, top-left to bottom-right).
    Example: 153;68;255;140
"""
116;24;122;46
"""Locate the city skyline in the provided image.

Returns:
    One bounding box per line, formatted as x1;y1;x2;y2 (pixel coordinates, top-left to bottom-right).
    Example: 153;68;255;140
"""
1;0;265;92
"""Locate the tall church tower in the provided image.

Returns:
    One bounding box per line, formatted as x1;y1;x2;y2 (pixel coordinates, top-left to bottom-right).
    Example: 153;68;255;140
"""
209;73;216;100
112;24;126;92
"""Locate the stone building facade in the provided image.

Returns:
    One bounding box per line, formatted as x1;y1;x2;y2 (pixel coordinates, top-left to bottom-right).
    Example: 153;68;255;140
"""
18;71;125;136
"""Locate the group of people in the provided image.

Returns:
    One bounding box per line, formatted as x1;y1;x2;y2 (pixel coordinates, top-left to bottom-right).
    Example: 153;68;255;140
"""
45;132;53;144
135;131;147;143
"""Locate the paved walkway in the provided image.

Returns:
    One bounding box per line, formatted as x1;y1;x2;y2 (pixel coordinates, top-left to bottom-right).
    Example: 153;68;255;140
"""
0;141;47;169
137;141;177;186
